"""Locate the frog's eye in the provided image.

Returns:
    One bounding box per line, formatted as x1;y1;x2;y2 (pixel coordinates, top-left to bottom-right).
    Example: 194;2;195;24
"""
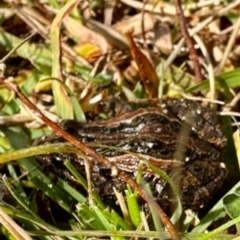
191;165;203;174
187;163;204;176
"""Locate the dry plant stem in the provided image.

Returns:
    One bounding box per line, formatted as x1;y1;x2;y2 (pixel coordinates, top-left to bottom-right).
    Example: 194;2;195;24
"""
141;0;148;49
231;236;240;240
0;207;33;240
114;189;133;227
165;0;240;69
173;0;202;83
181;94;224;105
104;0;115;25
120;0;225;13
120;0;176;15
216;16;240;74
14;2;90;67
193;35;215;100
0;32;36;64
14;6;49;37
226;92;240;110
0;79;181;240
84;157;94;207
220;111;240;118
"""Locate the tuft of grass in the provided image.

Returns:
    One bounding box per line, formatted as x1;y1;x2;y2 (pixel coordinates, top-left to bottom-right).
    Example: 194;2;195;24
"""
0;0;240;239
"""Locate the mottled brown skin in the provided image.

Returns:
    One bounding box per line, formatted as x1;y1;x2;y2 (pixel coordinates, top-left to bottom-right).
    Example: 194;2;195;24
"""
34;98;227;211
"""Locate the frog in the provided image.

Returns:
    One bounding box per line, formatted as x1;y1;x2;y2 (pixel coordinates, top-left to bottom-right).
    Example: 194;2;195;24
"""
34;97;227;211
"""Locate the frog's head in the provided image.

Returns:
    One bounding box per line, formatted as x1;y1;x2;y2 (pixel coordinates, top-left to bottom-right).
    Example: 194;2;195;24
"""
181;160;227;210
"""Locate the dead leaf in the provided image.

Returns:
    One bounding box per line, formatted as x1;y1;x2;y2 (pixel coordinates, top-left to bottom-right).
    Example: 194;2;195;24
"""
113;13;155;36
74;42;102;63
63;17;108;56
153;22;172;55
125;30;159;98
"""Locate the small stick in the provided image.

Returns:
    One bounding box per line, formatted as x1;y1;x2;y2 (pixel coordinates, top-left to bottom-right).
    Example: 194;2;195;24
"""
173;0;203;83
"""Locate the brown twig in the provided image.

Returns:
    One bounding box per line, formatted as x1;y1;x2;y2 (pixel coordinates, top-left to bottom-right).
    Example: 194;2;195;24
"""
140;0;148;50
0;78;181;240
173;0;202;83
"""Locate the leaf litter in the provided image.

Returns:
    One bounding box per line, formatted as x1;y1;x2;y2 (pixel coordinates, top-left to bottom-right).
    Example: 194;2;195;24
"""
0;0;240;239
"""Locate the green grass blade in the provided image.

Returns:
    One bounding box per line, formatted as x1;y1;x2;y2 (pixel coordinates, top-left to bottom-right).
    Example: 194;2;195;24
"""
50;0;82;119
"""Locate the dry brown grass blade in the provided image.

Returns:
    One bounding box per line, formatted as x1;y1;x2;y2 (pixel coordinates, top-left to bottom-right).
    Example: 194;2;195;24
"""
0;207;33;240
0;78;181;240
125;31;159;98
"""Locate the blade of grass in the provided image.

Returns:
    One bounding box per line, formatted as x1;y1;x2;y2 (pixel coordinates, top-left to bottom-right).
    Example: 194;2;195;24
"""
192;181;240;233
148;162;183;226
3;176;59;238
64;160;105;208
186;69;240;93
54;176;86;204
2;127;76;213
125;187;141;228
143;182;163;232
199;215;240;240
41;77;86;121
0;32;52;74
6;163;28;202
50;0;82;119
0;32;36;64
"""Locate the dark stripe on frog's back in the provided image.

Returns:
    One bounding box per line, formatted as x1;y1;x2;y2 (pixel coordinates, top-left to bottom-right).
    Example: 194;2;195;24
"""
90;97;226;148
58;110;222;162
125;98;225;147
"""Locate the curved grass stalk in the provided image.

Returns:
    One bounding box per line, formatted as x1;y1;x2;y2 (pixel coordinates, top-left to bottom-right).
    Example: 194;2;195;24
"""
0;143;80;164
